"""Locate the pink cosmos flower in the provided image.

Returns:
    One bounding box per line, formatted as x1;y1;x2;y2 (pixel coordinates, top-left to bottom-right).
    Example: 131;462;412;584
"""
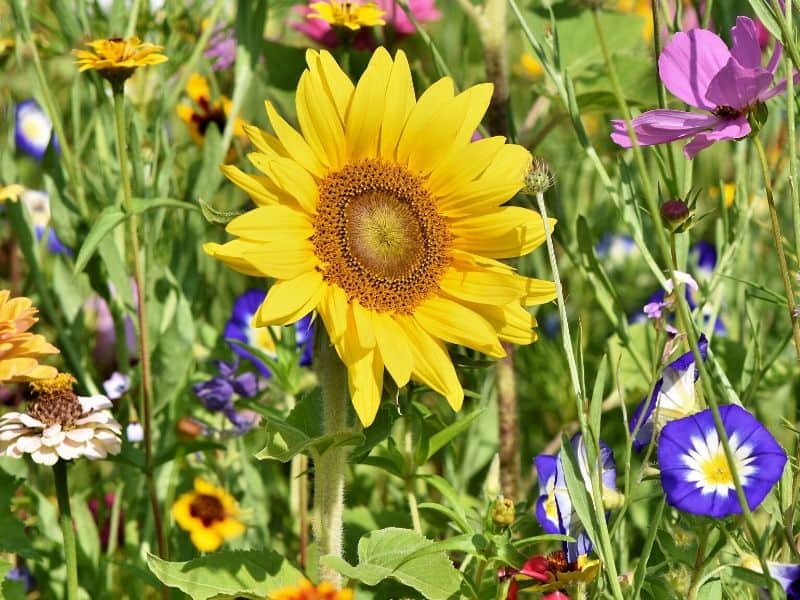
291;0;440;49
611;17;788;159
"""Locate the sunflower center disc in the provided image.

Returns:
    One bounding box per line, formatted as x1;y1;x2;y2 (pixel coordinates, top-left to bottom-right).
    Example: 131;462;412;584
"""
313;159;452;314
346;191;423;278
189;493;225;526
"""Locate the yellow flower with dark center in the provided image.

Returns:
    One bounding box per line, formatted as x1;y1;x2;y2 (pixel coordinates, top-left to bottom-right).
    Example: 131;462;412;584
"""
0;184;24;204
176;73;246;147
72;36;167;83
0;290;59;383
204;48;556;427
308;1;386;30
172;478;245;552
268;579;353;600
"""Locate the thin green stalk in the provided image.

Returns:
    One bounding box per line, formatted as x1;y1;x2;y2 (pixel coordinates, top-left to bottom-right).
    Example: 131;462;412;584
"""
701;0;713;29
785;0;800;260
650;0;680;192
10;0;87;217
54;461;79;600
404;428;422;534
687;527;709;600
630;497;665;598
105;482;124;590
535;190;626;599
312;327;350;588
590;9;779;597
752;136;800;359
111;88;166;560
771;0;800;75
398;1;455;82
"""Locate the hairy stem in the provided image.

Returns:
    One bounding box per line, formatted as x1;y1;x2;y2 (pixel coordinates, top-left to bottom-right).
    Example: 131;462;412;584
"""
312;327;350;587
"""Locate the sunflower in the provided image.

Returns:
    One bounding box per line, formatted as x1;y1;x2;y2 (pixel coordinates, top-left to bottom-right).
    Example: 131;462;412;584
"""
269;579;353;600
171;477;245;552
0;290;59;384
307;1;386;30
72;36;167;83
176;73;246;149
204;48;556;426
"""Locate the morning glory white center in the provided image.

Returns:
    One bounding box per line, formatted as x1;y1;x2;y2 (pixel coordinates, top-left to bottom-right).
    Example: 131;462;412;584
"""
682;431;756;495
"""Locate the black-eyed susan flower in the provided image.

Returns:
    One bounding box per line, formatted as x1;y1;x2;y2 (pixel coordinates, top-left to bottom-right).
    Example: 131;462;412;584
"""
72;36;167;84
0;290;59;383
176;73;246;148
307;1;386;31
204;48;556;427
658;404;787;518
268;579;353;600
172;478;245;552
0;373;122;465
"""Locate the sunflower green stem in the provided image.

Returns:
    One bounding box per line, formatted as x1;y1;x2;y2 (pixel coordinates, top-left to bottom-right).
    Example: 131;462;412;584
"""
687;526;709;600
111;87;167;561
54;461;79;600
312;327;350;588
590;8;779;597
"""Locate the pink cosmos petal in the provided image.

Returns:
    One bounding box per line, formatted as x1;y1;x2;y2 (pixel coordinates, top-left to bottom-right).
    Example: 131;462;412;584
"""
610;110;719;147
705;58;774;109
760;71;800;101
659;28;731;110
766;42;783;75
378;0;440;35
731;17;762;69
683;115;750;158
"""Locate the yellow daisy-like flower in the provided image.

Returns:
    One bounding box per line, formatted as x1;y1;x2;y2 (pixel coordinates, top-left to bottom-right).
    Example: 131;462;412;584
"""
171;477;245;552
204;48;556;427
519;52;544;79
0;184;24;204
176;73;246;149
268;579;353;600
0;290;59;384
308;1;386;31
72;36;167;83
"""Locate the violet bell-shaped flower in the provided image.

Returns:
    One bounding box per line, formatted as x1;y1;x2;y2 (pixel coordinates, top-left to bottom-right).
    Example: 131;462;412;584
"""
611;17;790;158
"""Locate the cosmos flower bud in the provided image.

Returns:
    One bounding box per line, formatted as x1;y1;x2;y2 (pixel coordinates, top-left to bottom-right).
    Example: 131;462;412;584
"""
491;495;515;526
524;157;556;196
660;199;690;231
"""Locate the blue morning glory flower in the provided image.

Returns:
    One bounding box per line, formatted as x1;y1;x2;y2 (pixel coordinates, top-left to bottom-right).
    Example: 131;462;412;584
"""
535;434;617;563
658;405;787;518
596;233;635;263
689;240;717;281
192;360;259;433
15;99;59;160
629;335;708;452
19;189;72;256
223;288;313;377
766;561;800;599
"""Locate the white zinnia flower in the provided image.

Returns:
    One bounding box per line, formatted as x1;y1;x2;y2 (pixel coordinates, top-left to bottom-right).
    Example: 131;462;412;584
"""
0;374;122;466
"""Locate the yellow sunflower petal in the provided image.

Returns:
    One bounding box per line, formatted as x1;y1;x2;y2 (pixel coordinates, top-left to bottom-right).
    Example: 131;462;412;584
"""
203;240;268;277
427;136;506;199
397;316;463;411
317;285;349;344
265;101;326;178
414;295;505;358
350;300;377;349
345;47;392;162
395;76;455;167
347;344;383;427
220;164;295;207
247;155;318;215
450;207;555;259
255;271;324;326
315;50;355;120
466;301;539;345
242;239;318;280
439;267;525;305
226;205;314;241
379;49;415;160
297;68;347;169
243;124;287;159
373;313;412;387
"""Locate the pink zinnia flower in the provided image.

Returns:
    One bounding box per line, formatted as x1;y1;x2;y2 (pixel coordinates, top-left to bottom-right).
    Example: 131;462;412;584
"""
611;17;788;159
292;0;440;50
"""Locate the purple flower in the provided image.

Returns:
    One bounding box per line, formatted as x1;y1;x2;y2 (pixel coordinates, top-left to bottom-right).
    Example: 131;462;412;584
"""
5;564;35;593
611;17;790;158
192;359;258;433
690;240;717;281
224;289;313;377
223;407;261;435
103;371;131;400
766;561;800;599
535;434;616;563
15;99;59;160
630;335;708;452
658;405;787;518
596;233;635;263
19;190;72;256
205;25;236;71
